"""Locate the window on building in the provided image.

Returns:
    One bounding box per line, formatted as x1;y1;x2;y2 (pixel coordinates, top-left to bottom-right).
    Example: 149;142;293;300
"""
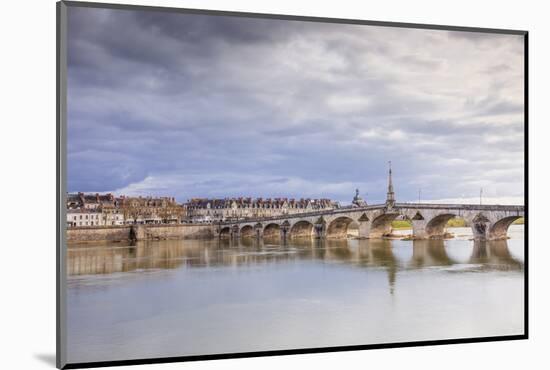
80;215;82;220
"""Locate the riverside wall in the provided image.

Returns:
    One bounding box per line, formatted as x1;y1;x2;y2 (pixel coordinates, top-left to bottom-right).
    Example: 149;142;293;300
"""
67;224;216;244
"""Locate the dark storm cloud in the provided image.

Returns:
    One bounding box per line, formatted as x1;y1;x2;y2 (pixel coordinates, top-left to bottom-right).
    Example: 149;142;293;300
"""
67;6;525;204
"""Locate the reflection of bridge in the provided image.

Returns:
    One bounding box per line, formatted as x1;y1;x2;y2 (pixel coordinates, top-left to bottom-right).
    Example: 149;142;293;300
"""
217;165;524;241
67;238;523;276
68;238;523;297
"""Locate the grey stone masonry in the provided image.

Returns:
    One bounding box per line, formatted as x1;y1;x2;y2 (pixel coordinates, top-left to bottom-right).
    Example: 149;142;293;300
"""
217;202;524;241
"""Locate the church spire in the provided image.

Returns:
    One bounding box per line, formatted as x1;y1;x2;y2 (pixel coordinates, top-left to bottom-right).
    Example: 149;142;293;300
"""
386;161;395;207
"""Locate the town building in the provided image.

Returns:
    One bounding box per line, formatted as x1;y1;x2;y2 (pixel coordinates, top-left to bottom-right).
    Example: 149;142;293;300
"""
66;193;184;227
67;192;116;210
66;209;104;227
115;196;184;224
184;197;339;223
66;192;343;227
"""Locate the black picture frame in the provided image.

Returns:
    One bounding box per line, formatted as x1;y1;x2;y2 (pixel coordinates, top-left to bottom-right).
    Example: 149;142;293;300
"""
56;1;528;368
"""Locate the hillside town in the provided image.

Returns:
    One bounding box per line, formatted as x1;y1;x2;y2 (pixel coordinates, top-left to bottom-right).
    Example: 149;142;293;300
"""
66;192;348;228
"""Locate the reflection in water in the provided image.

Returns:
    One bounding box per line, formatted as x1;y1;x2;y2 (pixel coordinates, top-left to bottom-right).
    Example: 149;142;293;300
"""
67;226;525;364
470;240;524;270
410;239;453;268
68;234;524;293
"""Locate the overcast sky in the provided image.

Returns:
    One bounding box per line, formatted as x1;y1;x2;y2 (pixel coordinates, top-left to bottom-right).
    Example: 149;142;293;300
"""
67;6;525;205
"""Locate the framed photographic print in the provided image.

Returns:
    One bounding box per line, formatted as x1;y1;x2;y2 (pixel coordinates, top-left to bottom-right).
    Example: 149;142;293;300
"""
56;1;527;368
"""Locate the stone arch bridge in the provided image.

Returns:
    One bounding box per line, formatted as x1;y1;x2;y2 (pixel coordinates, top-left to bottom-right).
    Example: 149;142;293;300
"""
216;203;524;241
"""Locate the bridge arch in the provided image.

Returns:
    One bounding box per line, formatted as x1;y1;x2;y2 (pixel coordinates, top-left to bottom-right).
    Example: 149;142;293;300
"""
370;213;400;238
425;213;456;238
219;226;231;239
263;223;281;239
327;216;355;239
240;225;255;238
289;220;314;239
489;216;522;240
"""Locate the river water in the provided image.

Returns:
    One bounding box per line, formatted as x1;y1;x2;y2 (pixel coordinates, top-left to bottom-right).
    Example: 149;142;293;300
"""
66;225;525;363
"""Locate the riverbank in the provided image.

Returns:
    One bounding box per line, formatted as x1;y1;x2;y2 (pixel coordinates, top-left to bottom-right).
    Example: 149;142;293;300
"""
67;224;216;244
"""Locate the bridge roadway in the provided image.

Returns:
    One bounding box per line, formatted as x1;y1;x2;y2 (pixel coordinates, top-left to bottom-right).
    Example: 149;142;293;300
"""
216;202;525;241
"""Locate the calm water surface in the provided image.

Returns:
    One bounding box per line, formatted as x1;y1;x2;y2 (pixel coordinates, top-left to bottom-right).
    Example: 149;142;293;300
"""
67;225;524;363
